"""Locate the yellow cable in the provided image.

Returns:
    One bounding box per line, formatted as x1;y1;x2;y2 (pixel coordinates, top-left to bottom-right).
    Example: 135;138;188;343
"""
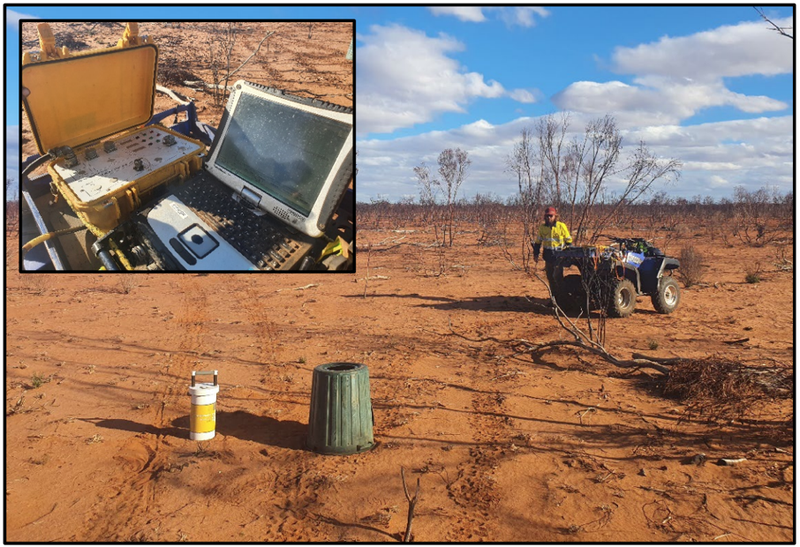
21;225;87;255
114;245;135;271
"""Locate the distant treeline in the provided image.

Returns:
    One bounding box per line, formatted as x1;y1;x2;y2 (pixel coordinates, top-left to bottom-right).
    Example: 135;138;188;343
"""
358;186;793;249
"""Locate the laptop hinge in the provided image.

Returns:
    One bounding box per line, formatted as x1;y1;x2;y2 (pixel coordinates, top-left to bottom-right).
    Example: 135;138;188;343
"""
240;186;262;207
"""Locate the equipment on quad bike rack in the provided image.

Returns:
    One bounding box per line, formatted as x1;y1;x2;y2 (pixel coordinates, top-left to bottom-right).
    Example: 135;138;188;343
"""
21;101;215;271
552;237;681;318
20;24;355;272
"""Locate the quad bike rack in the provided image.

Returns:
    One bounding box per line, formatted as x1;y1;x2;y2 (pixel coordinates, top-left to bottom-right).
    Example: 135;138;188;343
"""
552;237;681;318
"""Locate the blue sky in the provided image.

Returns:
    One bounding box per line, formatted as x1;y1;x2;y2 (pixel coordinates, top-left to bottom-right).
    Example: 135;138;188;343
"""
355;5;794;202
6;5;795;202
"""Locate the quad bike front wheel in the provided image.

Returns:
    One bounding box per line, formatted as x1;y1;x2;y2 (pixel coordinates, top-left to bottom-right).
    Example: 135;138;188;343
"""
608;278;637;318
651;276;680;314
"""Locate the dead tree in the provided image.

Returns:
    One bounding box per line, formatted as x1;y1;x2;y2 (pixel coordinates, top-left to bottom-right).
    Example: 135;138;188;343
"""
591;141;682;242
536;112;571;208
414;162;442;246
506;127;543;269
754;7;793;39
414;148;472;247
206;24;274;106
401;467;421;543
568;115;623;244
437;148;471;247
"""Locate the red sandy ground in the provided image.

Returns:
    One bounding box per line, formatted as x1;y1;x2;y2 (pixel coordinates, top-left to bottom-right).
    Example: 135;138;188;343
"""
5;222;793;542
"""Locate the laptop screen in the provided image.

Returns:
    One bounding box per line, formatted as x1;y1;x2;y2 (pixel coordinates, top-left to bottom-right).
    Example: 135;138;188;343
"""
212;90;352;218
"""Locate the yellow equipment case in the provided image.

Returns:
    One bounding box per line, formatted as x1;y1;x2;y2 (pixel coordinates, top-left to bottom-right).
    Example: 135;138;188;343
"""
21;23;206;234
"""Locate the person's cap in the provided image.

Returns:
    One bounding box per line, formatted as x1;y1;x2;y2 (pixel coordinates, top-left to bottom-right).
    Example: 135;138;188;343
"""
544;207;557;215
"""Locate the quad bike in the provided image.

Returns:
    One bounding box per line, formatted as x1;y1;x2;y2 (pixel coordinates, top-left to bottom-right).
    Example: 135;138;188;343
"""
551;237;681;318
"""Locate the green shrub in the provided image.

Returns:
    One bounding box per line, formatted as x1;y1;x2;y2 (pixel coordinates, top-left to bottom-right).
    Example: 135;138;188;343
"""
31;373;44;389
745;263;762;284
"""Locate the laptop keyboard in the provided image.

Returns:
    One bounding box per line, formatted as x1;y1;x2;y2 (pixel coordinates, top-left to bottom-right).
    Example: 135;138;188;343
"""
170;171;312;270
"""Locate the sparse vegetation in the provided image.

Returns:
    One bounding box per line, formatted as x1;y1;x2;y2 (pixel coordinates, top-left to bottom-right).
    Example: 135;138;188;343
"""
745;263;763;284
117;276;139;294
732;186;792;248
30;373;45;389
678;245;705;287
664;358;792;430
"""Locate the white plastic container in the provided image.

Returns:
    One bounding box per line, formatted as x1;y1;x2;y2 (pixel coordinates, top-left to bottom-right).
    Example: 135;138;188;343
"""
189;370;219;441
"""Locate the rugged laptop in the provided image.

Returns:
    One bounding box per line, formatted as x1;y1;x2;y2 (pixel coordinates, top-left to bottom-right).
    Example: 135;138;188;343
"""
95;80;354;271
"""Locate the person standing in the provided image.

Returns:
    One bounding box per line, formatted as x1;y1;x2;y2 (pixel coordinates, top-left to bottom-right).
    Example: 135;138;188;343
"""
532;206;572;294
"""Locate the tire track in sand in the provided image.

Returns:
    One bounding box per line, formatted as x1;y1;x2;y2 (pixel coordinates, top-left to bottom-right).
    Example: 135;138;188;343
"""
445;354;515;541
83;276;211;541
233;279;329;541
228;278;350;541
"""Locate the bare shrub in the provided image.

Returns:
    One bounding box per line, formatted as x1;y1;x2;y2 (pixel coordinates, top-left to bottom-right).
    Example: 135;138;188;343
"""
414;149;471;247
664;358;793;425
117;276;139;294
773;242;793;271
733;186;789;247
678;245;705;287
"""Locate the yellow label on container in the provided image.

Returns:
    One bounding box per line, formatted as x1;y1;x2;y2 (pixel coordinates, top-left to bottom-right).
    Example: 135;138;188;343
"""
190;403;216;434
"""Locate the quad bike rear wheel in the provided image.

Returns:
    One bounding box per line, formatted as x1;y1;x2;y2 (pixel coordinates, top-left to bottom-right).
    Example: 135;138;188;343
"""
651;276;680;314
608;278;637;318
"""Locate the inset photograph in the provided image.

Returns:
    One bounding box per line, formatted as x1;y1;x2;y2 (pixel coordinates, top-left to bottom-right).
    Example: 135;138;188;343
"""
19;21;354;271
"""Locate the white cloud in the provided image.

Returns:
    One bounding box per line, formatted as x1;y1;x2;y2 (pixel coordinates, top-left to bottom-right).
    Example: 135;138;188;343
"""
428;7;486;23
6;9;38;32
510;89;537;104
7;126;20;201
357;115;793;202
554;18;791;124
459;119;495;138
7;125;20;177
7;125;19;151
497;7;550;28
357;24;548;136
613;18;793;80
428;6;550;27
554;77;787;126
357;24;505;135
707;175;730;188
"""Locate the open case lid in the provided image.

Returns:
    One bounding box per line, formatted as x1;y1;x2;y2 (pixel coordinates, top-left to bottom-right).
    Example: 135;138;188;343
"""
21;23;158;155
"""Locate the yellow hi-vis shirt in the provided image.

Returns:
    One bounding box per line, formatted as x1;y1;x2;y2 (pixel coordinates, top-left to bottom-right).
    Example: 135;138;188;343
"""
534;221;572;260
